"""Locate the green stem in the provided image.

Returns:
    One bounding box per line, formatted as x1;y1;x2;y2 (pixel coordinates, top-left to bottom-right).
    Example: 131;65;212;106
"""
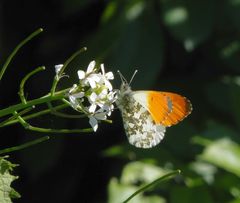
0;136;49;155
14;111;93;133
0;28;43;81
47;102;86;119
122;170;181;203
19;66;45;104
0;106;34;127
1;103;69;127
24;126;93;133
50;47;87;95
191;136;212;146
0;89;67;118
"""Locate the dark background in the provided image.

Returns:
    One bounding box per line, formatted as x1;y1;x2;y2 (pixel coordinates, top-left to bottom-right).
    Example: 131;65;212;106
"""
1;0;240;202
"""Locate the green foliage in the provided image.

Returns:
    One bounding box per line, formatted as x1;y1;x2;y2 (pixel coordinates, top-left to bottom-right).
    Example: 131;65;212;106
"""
161;0;215;51
108;162;170;203
198;138;240;177
0;156;20;203
170;185;213;203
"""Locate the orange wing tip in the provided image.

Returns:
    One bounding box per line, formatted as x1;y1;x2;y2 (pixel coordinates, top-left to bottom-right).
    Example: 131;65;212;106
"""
147;91;192;127
160;97;192;127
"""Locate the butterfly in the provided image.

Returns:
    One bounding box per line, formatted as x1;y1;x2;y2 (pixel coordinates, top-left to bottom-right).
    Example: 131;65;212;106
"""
116;71;192;148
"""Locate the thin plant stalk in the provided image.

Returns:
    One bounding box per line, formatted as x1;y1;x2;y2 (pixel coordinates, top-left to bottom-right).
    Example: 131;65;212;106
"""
0;136;49;155
0;28;43;81
122;170;181;203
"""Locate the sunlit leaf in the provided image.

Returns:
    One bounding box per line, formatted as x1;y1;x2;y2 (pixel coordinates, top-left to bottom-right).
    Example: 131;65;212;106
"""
189;161;217;184
0;156;20;203
108;178;142;203
108;162;168;203
198;138;240;177
229;199;240;203
108;178;166;203
121;161;166;185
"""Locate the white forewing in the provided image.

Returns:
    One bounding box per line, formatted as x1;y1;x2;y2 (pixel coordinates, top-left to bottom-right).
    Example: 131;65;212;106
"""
117;87;166;148
132;91;149;110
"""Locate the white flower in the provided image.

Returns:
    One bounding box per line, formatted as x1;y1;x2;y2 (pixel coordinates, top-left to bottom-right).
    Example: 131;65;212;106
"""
68;60;117;132
100;64;114;90
89;116;98;132
77;61;102;88
55;64;63;74
68;84;84;110
77;60;95;79
55;64;64;80
88;110;107;132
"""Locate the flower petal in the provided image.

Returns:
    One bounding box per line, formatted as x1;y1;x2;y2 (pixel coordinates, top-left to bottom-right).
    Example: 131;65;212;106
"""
78;70;85;79
99;88;108;97
55;64;64;74
94;112;107;120
87;77;97;88
69;95;78;108
89;73;101;83
100;64;105;75
105;71;114;80
89;92;97;102
72;92;85;98
87;61;96;73
89;104;97;113
89;116;98;132
104;79;113;91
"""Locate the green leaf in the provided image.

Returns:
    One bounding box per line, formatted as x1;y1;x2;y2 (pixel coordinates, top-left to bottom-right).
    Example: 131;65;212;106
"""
121;161;167;185
108;178;166;203
229;199;240;203
108;178;143;203
0;156;20;203
189;161;217;184
205;80;233;114
161;0;214;51
170;185;213;203
108;161;166;203
198;138;240;177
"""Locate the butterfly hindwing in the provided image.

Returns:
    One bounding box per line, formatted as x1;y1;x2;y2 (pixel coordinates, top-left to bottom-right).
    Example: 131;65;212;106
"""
118;92;166;148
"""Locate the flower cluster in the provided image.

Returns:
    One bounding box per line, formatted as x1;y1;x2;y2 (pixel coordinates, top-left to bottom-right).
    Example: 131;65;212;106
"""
68;61;117;131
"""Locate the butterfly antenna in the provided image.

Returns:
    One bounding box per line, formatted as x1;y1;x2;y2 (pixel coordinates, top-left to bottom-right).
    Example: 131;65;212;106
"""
117;70;128;84
129;69;138;85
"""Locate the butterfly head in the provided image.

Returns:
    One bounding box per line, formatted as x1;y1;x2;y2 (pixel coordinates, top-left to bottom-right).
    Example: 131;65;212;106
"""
117;70;138;95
